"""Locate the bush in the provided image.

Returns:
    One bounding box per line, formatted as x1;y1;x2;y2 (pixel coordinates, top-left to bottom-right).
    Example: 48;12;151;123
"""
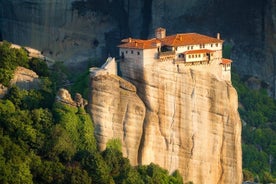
106;138;122;152
243;169;254;182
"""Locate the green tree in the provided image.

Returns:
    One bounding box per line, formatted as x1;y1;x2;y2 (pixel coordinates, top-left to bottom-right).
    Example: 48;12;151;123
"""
137;163;172;184
64;165;92;184
31;159;66;184
46;124;76;162
243;169;254;182
28;58;49;77
170;170;184;184
0;135;33;184
52;102;97;152
106;138;122;152
0;41;29;86
81;151;113;184
261;171;276;183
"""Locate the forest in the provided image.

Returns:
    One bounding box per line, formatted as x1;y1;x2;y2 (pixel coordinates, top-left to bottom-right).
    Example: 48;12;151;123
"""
0;41;275;183
232;72;276;183
0;41;184;184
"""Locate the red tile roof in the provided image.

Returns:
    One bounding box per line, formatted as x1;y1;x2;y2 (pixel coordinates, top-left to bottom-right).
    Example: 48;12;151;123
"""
159;33;223;46
221;58;232;64
184;49;215;54
118;38;161;49
118;32;223;49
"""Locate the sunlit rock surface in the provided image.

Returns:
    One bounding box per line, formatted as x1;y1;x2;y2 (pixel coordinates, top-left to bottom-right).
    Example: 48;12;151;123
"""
119;60;242;184
10;66;40;90
89;58;242;183
88;74;146;166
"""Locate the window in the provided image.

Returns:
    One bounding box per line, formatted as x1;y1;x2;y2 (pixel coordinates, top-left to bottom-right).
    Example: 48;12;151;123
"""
126;50;128;54
187;46;190;50
216;43;218;47
137;51;140;55
192;55;194;58
211;44;213;47
131;50;133;54
189;55;191;58
191;46;193;49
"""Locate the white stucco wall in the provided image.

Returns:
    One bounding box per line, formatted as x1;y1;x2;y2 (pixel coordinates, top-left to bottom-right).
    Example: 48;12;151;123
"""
120;47;158;66
175;43;222;54
143;49;158;65
120;48;143;61
184;53;207;62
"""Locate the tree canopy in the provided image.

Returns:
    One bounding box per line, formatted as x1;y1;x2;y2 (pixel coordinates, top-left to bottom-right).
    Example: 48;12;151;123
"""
0;41;184;183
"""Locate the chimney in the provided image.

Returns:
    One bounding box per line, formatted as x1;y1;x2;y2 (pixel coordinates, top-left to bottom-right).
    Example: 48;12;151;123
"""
217;33;220;40
155;27;166;39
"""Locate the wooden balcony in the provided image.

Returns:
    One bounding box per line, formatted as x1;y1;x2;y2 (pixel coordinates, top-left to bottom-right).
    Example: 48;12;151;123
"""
158;51;175;61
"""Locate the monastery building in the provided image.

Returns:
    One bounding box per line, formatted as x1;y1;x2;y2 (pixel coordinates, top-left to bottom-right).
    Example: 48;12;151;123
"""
118;28;232;81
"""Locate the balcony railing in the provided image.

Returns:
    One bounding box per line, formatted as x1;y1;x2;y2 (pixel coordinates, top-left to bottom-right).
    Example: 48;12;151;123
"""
159;51;175;57
158;51;175;61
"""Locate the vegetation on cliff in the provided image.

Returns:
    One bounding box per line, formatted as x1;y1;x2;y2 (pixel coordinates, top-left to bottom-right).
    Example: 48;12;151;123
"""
232;71;276;183
0;42;183;183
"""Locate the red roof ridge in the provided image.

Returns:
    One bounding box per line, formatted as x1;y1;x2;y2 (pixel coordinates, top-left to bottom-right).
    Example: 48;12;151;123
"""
118;31;224;49
221;58;232;64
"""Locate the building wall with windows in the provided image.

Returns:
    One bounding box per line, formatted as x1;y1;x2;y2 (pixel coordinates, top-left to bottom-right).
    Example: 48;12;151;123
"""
175;43;222;54
120;47;158;66
120;48;143;61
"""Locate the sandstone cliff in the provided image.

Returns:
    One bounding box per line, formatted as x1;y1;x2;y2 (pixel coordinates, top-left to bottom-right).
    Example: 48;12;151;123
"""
119;61;242;184
89;58;242;183
0;66;40;98
88;74;146;166
10;66;40;90
56;88;88;108
0;0;117;65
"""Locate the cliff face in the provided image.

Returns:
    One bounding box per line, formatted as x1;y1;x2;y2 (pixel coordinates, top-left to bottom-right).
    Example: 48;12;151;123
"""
119;61;242;183
89;59;242;183
0;0;117;65
88;74;146;166
0;0;275;94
